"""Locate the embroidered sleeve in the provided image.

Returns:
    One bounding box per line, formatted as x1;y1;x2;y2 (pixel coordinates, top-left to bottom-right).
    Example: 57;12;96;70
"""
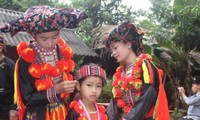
124;85;157;119
47;86;59;103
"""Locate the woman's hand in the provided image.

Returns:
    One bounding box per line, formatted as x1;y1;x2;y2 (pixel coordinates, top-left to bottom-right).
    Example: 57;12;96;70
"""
54;80;78;94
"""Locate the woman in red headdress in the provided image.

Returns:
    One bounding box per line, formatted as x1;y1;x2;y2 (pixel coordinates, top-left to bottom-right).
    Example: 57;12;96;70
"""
0;5;87;120
105;21;170;120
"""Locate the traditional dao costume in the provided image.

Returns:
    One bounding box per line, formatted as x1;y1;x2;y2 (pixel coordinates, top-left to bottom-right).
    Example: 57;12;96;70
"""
0;5;87;120
66;64;108;120
105;21;170;120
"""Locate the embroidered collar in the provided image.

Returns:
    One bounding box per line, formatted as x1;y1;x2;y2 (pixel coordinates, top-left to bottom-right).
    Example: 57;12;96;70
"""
69;99;108;120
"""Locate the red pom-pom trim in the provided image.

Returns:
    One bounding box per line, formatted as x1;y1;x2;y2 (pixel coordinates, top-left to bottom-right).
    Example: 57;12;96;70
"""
41;63;53;74
49;66;60;77
21;48;35;63
78;116;87;120
57;60;68;72
57;37;66;46
17;42;28;55
29;64;42;78
66;59;75;72
98;105;106;113
74;105;84;114
69;101;79;108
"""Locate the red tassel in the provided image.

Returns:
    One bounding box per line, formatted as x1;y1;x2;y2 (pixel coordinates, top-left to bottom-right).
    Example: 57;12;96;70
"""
153;69;170;120
45;111;50;120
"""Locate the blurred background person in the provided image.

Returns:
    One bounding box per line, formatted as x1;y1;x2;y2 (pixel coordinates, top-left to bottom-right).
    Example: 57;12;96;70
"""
178;75;200;120
0;36;16;120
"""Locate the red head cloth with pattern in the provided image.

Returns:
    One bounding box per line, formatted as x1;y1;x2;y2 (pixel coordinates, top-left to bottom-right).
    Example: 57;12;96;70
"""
106;21;144;52
74;63;106;81
0;36;6;46
0;5;88;36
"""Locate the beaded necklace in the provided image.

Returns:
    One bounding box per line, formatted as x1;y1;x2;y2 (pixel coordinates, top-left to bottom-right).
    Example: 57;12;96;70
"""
17;38;74;94
34;43;58;64
69;100;108;120
33;43;62;84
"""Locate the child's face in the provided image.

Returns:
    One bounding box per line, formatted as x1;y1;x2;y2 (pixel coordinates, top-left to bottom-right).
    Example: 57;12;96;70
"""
34;30;60;49
191;83;200;93
77;76;103;103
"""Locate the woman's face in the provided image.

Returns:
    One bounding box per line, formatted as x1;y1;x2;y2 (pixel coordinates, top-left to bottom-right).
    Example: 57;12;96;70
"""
35;30;60;49
109;41;131;63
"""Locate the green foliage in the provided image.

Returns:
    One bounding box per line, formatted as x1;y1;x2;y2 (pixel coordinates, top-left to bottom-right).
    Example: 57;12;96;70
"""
140;0;200;111
0;0;22;11
173;0;200;11
170;108;187;120
70;0;137;45
73;55;85;71
97;79;112;103
149;0;172;24
139;0;175;53
12;0;60;11
171;4;200;51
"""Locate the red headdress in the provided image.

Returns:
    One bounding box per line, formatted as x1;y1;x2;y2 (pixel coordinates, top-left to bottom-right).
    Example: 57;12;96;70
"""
74;63;107;81
0;5;88;36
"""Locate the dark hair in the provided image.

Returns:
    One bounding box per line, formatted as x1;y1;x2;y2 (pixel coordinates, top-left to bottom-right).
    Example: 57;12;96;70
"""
131;36;143;56
120;39;142;56
192;75;200;84
79;76;106;86
106;21;144;56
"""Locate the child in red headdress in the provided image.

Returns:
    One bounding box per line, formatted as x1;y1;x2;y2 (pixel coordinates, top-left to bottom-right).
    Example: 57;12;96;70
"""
66;63;108;120
0;5;87;120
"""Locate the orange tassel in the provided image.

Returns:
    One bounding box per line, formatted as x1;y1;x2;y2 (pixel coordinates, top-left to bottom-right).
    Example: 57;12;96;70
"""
63;72;68;81
49;110;53;120
61;105;67;119
14;59;26;120
153;69;170;120
45;111;50;120
52;110;56;120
